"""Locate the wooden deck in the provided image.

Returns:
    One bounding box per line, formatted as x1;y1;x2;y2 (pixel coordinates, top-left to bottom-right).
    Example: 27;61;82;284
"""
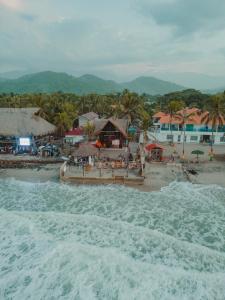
60;162;144;186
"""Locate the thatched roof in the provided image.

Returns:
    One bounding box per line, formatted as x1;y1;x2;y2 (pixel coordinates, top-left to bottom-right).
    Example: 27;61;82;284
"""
94;117;128;137
73;143;99;157
0;108;56;136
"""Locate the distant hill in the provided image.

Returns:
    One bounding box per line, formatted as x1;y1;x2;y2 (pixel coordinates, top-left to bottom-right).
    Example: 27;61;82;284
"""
122;76;184;95
0;70;33;80
0;71;185;95
156;72;225;91
205;86;225;94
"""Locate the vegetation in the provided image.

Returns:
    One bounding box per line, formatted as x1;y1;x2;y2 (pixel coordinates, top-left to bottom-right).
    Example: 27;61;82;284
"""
0;90;150;135
0;88;224;140
156;89;211;110
166;100;184;143
201;94;225;153
177;109;195;156
83;121;95;140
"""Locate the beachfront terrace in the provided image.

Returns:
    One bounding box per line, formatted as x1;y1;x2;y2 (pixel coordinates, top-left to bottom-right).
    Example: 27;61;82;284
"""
60;161;144;186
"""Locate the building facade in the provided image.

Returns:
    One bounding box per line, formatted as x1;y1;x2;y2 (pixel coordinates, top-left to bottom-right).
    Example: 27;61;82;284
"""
151;108;225;145
94;118;128;148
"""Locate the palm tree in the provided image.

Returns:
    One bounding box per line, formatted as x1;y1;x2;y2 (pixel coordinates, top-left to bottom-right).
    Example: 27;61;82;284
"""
140;111;151;145
119;90;143;124
201;95;225;154
54;112;72;137
83;121;95;141
177;109;195;157
166;100;184;144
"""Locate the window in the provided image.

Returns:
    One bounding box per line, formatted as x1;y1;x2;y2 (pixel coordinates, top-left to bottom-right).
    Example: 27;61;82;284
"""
186;124;194;131
220;137;225;142
190;136;198;141
167;134;173;141
178;135;181;142
161;124;169;130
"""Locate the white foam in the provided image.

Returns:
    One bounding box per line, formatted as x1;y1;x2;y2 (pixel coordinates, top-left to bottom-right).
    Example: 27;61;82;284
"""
0;179;225;299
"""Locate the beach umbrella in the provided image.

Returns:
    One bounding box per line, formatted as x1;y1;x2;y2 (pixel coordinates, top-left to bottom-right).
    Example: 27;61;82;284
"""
191;150;204;161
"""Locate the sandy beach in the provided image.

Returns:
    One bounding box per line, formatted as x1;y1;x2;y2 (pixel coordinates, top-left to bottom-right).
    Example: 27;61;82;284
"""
0;143;224;191
0;159;224;192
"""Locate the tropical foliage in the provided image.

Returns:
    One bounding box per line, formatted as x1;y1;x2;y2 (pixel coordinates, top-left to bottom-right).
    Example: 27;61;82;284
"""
166;100;184;143
0;90;150;135
201;94;225;153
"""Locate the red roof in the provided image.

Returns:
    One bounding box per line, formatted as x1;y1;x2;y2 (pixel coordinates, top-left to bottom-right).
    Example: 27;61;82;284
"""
145;143;164;151
65;128;83;136
153;107;225;126
153;112;166;118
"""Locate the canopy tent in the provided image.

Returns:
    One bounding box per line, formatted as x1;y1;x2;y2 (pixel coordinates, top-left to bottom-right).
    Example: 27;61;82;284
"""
145;143;164;162
145;143;164;152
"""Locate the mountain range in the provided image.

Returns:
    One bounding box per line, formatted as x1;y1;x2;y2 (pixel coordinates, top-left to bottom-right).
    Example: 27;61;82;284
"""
156;72;225;91
0;71;185;95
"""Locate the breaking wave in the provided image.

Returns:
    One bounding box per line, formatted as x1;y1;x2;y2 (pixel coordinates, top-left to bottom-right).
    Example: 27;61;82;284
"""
0;178;225;299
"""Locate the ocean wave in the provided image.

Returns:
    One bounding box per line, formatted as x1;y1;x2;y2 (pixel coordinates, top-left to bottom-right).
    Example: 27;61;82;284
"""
0;179;225;299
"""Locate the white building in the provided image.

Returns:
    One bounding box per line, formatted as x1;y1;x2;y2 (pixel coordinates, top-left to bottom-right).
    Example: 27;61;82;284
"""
64;128;85;144
78;112;99;127
151;108;225;145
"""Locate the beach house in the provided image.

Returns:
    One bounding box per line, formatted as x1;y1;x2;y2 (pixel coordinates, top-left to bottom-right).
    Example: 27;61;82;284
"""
0;108;56;154
152;108;225;144
93;117;128;148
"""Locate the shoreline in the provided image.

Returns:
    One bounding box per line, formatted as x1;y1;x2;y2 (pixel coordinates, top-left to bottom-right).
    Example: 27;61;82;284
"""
0;160;224;192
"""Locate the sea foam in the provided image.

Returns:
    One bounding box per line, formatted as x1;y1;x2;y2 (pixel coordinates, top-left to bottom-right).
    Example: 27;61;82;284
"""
0;179;225;299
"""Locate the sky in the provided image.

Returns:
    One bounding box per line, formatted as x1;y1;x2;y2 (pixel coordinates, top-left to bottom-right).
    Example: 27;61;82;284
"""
1;0;225;82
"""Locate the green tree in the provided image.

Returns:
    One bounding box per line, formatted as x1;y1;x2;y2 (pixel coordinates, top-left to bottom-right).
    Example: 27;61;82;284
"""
54;112;72;137
177;109;195;157
83;121;95;141
119;90;143;124
166;100;184;144
201;94;225;154
140;111;151;145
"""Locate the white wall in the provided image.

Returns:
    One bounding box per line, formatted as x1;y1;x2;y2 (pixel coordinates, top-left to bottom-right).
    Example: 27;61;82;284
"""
151;130;225;145
79;116;89;127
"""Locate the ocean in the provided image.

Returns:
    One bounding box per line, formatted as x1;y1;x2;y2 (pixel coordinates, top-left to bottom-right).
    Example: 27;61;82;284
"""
0;178;225;299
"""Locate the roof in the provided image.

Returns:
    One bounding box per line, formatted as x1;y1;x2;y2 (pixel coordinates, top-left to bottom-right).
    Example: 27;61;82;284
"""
94;117;128;138
65;128;84;136
73;143;99;157
80;112;98;120
153;107;225;126
153;112;166;118
0;108;56;136
145;143;164;151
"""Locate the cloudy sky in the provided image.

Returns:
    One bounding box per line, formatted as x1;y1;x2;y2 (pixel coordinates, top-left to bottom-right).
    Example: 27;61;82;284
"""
1;0;225;81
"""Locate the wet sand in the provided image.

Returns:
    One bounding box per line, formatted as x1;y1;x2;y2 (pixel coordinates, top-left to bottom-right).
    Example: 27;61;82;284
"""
1;161;224;192
0;164;60;183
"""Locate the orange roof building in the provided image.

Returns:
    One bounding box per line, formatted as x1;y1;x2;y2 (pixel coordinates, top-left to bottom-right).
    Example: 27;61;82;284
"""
152;107;225;144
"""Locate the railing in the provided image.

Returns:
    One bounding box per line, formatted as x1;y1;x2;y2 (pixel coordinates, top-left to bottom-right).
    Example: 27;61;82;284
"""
161;128;179;131
160;127;225;133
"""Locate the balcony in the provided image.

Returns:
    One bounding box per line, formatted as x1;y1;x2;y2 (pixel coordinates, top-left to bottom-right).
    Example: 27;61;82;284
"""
160;126;225;133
